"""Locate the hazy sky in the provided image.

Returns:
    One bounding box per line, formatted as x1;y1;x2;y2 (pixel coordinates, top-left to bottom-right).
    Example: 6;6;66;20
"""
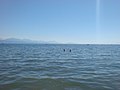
0;0;120;44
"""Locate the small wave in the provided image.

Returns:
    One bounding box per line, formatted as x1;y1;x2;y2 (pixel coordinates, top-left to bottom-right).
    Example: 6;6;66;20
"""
0;77;91;90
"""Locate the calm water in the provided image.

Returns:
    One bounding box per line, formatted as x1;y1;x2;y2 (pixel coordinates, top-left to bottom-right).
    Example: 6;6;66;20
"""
0;44;120;90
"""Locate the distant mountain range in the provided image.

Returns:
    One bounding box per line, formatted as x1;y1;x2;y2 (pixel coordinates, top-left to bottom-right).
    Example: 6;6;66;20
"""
0;38;58;44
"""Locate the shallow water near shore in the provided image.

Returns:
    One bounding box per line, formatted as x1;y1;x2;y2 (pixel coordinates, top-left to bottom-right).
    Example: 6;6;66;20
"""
0;44;120;90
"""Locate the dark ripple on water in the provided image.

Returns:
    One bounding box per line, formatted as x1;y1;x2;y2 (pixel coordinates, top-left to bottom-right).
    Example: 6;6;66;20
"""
0;44;120;90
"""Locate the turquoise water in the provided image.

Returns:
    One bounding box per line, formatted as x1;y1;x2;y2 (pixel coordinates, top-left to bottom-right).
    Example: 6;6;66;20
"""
0;44;120;90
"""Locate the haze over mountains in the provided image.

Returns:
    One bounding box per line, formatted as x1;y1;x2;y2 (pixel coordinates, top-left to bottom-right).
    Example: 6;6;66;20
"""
0;38;58;44
0;38;120;44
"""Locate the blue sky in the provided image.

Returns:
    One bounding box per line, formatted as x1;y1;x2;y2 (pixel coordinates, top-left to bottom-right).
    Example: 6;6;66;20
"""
0;0;120;44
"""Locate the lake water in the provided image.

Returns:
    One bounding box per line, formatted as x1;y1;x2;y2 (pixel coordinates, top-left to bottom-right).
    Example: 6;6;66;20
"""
0;44;120;90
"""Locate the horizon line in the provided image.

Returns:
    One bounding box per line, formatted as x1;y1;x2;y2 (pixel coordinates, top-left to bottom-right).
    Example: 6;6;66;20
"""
0;37;120;44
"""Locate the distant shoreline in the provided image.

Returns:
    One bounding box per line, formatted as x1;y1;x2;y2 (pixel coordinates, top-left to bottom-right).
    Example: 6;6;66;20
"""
0;43;120;45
